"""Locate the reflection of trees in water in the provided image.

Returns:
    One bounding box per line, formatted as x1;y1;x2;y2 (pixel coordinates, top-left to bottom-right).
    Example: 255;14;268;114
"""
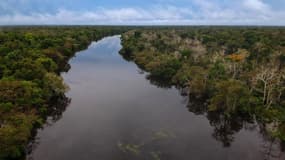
261;138;284;160
186;95;207;115
145;76;243;149
258;124;285;160
207;113;246;147
129;63;285;159
44;95;71;125
27;95;70;157
186;94;245;147
146;75;173;89
185;93;285;159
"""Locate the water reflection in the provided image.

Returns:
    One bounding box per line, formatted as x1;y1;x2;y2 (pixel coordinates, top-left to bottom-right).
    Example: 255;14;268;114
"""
146;75;173;89
144;73;285;159
123;47;285;159
44;95;71;125
29;36;284;160
27;95;70;158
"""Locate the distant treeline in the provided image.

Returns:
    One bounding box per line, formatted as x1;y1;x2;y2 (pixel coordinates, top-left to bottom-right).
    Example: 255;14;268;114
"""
0;26;128;159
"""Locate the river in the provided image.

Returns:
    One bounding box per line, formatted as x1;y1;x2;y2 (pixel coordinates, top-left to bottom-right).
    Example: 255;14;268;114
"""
28;36;283;160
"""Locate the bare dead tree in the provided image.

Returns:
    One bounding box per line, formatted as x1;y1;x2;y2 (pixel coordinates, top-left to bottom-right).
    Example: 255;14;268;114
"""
251;65;284;108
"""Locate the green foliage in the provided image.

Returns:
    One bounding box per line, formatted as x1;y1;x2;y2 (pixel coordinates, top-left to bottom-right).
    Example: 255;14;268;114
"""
0;113;39;159
1;26;285;158
276;123;285;141
145;55;182;80
180;49;193;58
173;64;208;96
0;102;14;113
0;80;43;109
35;57;58;72
119;27;285;141
43;72;69;97
172;64;193;86
187;66;208;96
208;62;227;80
0;26;127;159
134;31;142;38
209;80;251;114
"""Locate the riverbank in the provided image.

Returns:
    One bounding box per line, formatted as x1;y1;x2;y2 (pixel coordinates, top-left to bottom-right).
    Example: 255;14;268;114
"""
0;27;127;159
119;27;285;142
28;35;279;160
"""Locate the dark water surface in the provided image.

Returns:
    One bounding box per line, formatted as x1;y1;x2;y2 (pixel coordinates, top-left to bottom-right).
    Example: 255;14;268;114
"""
28;36;283;160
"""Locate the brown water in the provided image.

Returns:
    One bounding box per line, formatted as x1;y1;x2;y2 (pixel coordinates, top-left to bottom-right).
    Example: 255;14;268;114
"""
28;36;284;160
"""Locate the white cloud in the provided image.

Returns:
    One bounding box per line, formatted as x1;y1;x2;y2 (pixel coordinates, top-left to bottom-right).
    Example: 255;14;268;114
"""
243;0;270;11
0;1;284;25
0;6;194;25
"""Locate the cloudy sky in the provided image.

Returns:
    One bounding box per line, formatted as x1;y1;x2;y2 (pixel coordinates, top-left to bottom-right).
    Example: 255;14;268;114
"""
0;0;285;25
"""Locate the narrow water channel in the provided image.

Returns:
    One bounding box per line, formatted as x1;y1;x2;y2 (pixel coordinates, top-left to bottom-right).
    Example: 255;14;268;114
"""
28;36;283;160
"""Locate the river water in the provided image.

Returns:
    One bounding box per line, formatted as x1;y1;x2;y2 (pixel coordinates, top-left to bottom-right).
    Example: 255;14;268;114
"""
28;36;283;160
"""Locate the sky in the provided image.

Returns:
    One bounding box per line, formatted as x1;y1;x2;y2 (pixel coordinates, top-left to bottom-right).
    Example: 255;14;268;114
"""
0;0;285;25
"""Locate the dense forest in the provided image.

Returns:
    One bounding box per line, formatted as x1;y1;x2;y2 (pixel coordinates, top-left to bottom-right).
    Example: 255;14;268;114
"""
1;26;285;159
0;26;127;159
119;27;285;144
